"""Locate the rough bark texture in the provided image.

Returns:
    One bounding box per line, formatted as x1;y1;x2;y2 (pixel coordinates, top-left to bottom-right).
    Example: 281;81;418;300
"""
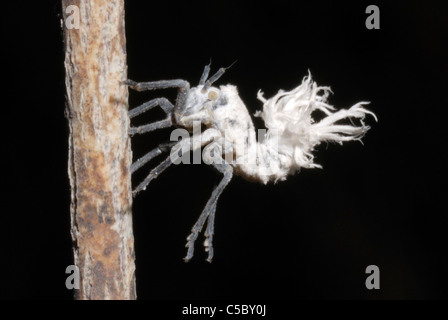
62;0;136;299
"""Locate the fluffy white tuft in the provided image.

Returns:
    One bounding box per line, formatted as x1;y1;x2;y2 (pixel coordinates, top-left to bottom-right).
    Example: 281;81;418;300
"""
255;72;377;171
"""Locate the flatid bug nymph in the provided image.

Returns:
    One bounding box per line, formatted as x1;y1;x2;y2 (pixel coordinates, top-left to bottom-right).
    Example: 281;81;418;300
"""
124;62;377;262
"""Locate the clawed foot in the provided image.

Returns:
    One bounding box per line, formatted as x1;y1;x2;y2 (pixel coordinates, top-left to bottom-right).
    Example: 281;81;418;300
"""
121;79;138;88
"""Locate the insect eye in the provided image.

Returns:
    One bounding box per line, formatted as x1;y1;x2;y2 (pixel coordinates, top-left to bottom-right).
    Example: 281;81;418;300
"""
208;90;219;100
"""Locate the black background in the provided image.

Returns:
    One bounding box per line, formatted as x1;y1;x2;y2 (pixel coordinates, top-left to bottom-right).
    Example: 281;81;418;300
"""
1;0;447;300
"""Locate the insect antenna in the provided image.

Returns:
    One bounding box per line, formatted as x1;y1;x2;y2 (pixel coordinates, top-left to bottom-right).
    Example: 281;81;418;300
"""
202;60;238;91
199;60;212;85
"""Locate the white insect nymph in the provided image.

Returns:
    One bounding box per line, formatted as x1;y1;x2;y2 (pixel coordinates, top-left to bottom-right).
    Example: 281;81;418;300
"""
124;63;377;262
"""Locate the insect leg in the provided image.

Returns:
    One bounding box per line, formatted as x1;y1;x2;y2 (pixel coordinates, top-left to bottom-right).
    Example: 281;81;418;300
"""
132;154;173;196
129;97;174;119
132;141;186;195
184;161;233;262
204;203;217;262
129;119;172;136
123;79;189;91
128;97;175;136
205;162;233;262
131;142;176;174
133;129;222;196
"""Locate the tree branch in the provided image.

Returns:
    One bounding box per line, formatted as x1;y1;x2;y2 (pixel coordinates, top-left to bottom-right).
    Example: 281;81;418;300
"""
62;0;136;300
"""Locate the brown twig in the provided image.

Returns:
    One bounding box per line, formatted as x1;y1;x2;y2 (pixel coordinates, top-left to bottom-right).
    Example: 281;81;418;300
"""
62;0;136;300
